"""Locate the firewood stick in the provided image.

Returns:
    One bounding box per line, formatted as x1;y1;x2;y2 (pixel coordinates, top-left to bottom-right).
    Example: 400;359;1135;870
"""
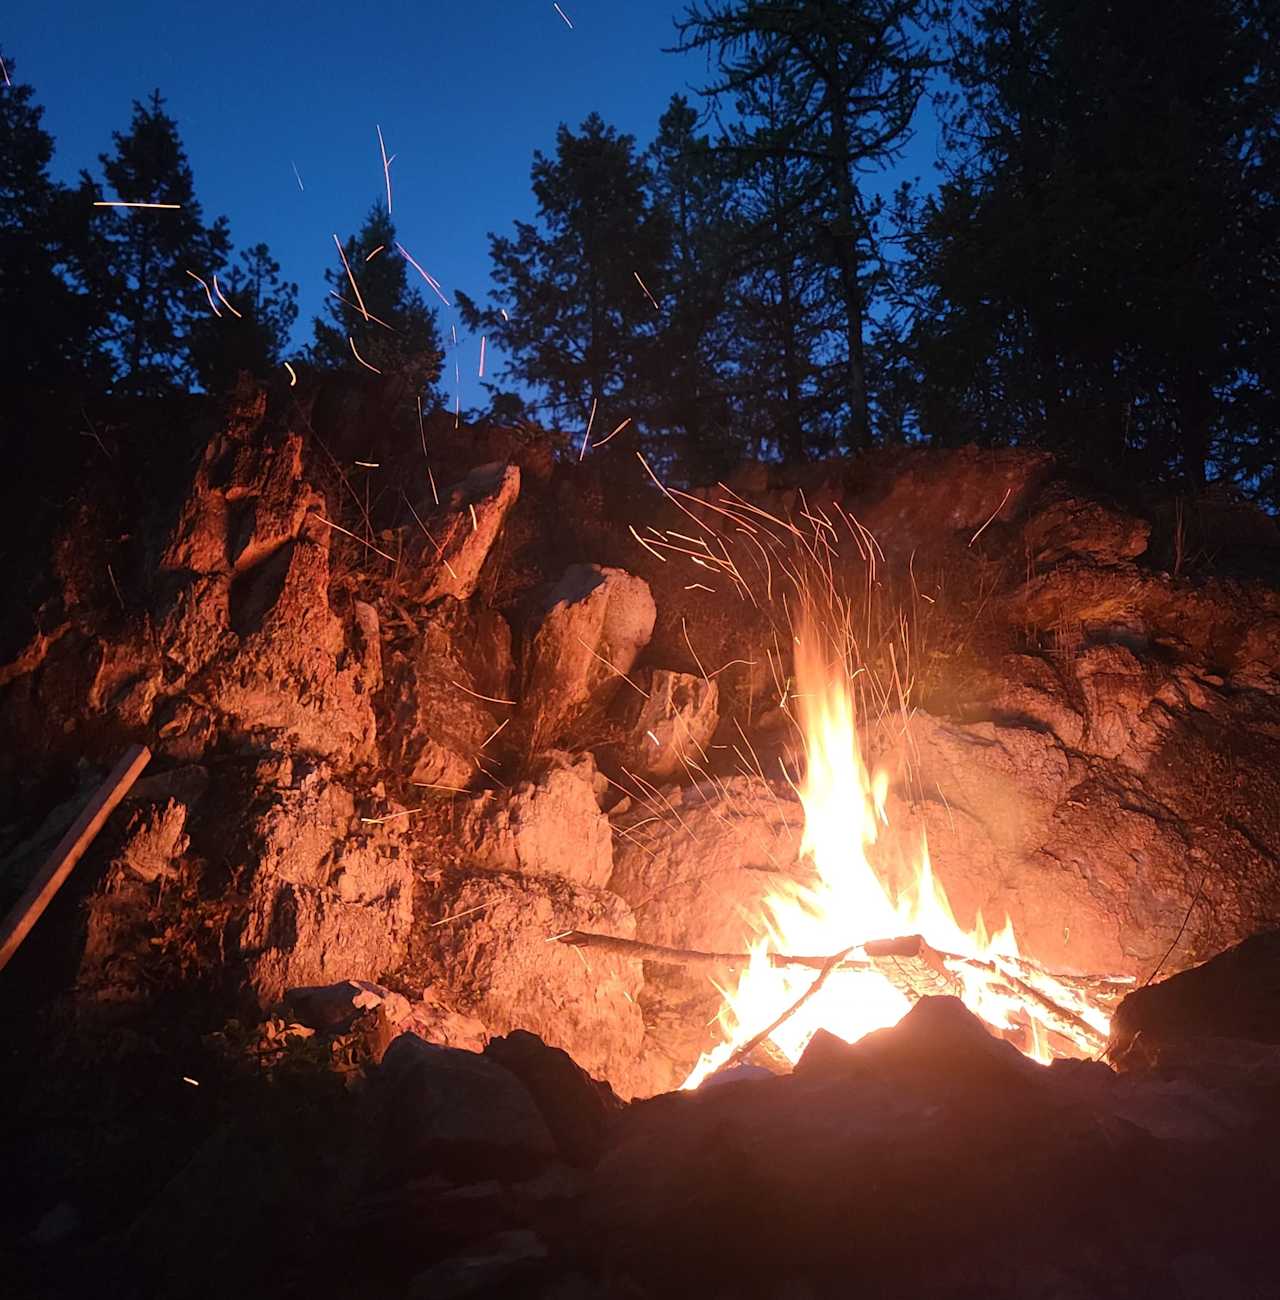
725;945;858;1071
0;744;151;973
553;928;1113;1053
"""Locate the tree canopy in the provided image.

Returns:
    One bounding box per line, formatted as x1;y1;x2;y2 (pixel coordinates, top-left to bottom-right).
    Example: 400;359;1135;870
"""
310;203;444;399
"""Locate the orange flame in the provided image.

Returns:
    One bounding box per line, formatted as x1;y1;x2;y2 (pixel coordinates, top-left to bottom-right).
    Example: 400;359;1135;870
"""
683;613;1110;1087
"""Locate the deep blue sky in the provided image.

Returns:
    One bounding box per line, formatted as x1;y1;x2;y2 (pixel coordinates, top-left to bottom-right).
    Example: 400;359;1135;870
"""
6;1;942;403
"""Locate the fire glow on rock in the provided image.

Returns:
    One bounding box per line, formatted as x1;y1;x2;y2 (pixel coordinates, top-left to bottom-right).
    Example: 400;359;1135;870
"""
682;610;1115;1087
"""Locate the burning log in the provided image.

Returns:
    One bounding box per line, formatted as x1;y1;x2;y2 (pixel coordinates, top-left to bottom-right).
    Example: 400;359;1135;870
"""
552;929;1124;1057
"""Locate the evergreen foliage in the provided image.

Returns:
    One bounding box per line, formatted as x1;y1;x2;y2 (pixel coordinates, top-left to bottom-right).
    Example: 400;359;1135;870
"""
458;114;665;437
0;50;108;396
94;90;232;395
187;243;299;393
310;203;444;398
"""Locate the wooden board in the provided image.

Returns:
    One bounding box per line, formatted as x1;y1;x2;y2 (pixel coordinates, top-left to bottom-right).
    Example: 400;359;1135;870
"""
0;744;151;973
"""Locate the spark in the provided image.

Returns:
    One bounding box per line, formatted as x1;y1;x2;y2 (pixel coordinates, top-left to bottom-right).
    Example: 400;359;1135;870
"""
646;730;661;746
628;524;668;563
182;1077;199;1087
430;901;496;927
969;487;1013;547
376;123;393;212
365;244;385;262
417;394;440;504
395;241;451;306
480;717;510;749
403;496;459;581
575;634;649;698
94;200;181;209
412;780;473;794
634;271;660;311
451;323;458;346
592;416;631;449
348;336;381;373
0;56;10;86
553;2;574;28
468;503;479;532
360;807;427;824
328;289;398;330
500;307;509;321
284;361;298;386
354;460;379;468
332;234;369;322
578;397;597;461
185;269;221;316
309;512;398;563
685;583;715;593
212;274;242;318
290;160;305;191
106;564;125;610
478;335;486;378
447;679;517;706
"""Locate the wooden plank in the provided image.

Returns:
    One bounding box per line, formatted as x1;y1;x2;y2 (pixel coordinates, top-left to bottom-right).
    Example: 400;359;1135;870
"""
0;744;151;973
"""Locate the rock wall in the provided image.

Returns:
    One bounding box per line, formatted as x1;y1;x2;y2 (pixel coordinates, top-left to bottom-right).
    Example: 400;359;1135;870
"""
2;387;1278;1098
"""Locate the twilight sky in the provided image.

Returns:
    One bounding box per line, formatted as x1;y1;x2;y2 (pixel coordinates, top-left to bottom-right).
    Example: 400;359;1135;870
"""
6;1;942;402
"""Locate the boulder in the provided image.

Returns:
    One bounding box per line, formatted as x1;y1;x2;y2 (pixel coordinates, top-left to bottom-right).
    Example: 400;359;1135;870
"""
608;776;807;954
458;750;611;888
386;599;514;792
621;669;719;781
410;462;521;604
240;762;415;1005
484;1030;623;1168
1108;930;1280;1065
212;517;379;761
412;868;652;1098
374;1034;557;1184
853;445;1053;555
115;799;189;882
800;995;1043;1095
1022;486;1151;566
523;565;656;748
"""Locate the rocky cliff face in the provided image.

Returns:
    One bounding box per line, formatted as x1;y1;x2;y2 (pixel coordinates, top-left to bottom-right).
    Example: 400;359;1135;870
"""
2;384;1278;1098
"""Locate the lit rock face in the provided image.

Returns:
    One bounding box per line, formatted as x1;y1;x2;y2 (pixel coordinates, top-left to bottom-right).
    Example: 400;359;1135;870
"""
240;760;414;1006
609;776;806;955
457;750;612;889
522;564;656;749
411;866;654;1099
884;644;1280;982
385;597;514;792
411;462;521;604
621;669;720;781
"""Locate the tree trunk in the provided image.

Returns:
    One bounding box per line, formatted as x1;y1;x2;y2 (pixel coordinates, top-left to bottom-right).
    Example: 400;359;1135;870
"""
827;100;871;450
778;254;805;463
1178;368;1212;492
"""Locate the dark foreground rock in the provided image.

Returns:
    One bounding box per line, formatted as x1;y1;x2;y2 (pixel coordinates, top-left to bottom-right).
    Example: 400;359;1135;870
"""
13;931;1280;1300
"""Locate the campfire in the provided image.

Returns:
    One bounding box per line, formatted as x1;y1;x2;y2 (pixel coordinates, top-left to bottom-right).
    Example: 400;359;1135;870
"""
683;611;1120;1082
552;484;1130;1084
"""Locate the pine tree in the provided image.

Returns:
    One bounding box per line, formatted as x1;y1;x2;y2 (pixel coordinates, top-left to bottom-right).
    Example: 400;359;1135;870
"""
0;49;108;394
722;85;844;461
94;90;231;395
675;0;935;450
457;113;665;433
309;203;443;396
187;242;298;393
911;0;1280;494
642;96;742;471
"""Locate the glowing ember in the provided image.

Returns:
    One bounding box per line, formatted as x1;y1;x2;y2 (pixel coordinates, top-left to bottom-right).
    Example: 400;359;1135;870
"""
683;611;1113;1087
